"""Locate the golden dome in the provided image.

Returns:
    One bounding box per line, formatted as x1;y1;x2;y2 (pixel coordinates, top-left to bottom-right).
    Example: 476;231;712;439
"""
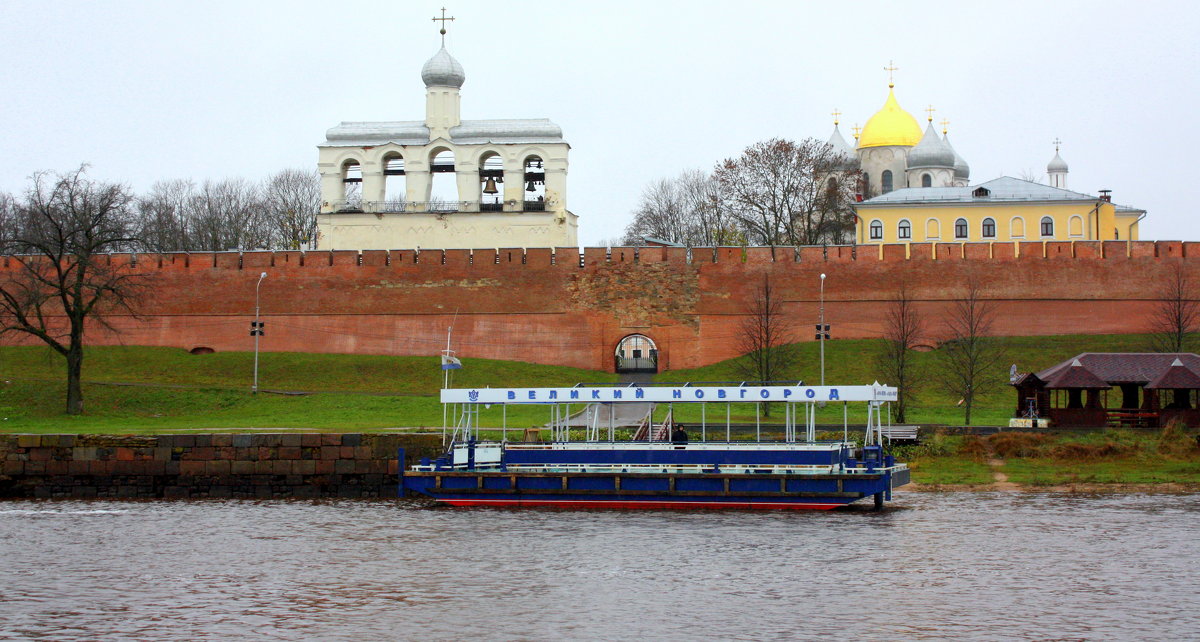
857;89;923;149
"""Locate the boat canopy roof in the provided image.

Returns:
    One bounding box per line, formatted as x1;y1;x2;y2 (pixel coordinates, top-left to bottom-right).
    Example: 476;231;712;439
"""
441;382;898;405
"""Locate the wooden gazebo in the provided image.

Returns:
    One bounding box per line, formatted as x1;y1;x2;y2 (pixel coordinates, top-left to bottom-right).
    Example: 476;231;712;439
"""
1012;353;1200;428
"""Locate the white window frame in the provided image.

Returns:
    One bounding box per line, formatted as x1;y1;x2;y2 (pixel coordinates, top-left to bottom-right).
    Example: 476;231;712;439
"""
1040;216;1055;238
954;218;969;240
1010;216;1025;239
981;217;996;239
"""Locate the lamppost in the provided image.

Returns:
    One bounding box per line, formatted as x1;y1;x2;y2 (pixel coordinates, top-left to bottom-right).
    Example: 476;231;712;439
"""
819;273;827;386
252;272;267;394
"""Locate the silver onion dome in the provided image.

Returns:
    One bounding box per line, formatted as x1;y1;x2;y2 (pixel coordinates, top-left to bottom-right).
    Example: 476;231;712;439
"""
1047;150;1068;172
906;123;956;169
943;133;970;180
421;47;466;88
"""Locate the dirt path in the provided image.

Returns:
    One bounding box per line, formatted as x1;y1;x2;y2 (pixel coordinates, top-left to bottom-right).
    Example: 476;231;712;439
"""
987;457;1021;491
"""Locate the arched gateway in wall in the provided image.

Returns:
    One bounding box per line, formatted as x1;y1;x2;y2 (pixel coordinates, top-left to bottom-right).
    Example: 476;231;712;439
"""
615;334;658;373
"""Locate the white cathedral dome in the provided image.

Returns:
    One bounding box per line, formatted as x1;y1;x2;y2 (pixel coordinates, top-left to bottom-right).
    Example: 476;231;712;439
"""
826;124;857;169
421;47;466;88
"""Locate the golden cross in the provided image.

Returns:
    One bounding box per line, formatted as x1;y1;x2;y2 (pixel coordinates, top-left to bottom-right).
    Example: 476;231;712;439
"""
433;7;455;45
1053;137;1062;152
884;60;898;87
925;105;936;123
831;108;841;126
940;118;950;135
851;124;861;140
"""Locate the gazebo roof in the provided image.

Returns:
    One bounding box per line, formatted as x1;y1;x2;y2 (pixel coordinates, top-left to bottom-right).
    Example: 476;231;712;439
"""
1042;359;1111;389
1036;353;1200;385
1145;358;1200;389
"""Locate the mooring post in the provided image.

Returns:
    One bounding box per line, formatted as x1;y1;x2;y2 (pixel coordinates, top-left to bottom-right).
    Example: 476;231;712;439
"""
397;447;406;498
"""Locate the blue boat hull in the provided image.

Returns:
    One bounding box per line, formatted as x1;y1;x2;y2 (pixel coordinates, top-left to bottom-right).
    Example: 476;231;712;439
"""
402;468;909;510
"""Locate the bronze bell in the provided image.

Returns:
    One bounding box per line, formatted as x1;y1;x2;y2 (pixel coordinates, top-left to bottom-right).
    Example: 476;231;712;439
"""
525;181;537;192
483;177;498;194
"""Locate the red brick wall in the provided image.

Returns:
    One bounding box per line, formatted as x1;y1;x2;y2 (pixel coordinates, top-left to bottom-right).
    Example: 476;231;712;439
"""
1;243;1191;371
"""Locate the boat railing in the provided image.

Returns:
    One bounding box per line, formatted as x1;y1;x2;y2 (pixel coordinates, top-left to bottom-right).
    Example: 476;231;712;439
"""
440;381;899;449
502;440;854;449
413;460;907;475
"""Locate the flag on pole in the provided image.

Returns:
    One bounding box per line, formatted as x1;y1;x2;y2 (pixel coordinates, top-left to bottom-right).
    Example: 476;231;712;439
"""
441;355;463;370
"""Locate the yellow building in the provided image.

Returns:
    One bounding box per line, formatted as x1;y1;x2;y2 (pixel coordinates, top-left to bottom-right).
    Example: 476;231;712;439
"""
853;176;1145;245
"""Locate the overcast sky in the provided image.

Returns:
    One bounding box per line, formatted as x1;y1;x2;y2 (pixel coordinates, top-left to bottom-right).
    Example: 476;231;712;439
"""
1;1;1195;246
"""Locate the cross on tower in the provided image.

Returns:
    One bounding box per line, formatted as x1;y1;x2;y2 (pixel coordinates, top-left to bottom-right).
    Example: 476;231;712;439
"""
433;7;455;45
831;109;841;126
851;124;861;140
1053;137;1062;152
925;105;936;123
940;118;951;135
884;60;898;88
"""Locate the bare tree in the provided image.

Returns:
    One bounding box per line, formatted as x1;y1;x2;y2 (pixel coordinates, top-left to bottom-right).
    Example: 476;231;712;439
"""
621;169;733;246
0;192;18;242
736;276;797;416
0;166;146;414
875;282;925;423
136;179;195;252
1017;168;1044;184
188;178;267;251
713;138;859;247
262;169;321;250
622;175;693;245
935;277;1004;425
1147;263;1200;353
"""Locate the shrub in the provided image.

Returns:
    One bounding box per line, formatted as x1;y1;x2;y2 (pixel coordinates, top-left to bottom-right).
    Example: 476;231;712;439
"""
1045;441;1134;460
1158;420;1198;457
987;432;1051;458
958;435;987;459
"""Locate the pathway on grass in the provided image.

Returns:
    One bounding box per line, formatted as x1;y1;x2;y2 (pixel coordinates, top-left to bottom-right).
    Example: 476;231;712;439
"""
987;457;1020;491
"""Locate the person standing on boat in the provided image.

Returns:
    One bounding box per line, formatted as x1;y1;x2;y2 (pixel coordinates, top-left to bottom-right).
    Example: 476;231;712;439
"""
671;423;688;445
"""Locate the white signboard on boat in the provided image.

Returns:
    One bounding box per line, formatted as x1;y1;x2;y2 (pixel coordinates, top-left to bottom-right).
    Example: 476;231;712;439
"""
441;384;897;404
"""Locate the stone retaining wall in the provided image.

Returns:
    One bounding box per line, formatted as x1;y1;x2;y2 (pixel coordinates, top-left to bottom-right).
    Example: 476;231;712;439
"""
0;433;444;499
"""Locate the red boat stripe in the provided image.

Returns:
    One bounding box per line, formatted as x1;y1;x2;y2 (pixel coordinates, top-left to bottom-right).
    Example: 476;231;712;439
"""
439;498;843;510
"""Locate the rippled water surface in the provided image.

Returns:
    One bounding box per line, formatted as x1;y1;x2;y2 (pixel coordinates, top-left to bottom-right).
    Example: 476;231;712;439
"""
2;492;1199;640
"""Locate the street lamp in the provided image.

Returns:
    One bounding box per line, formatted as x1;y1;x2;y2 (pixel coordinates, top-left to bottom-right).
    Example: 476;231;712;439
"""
252;272;267;394
819;273;826;386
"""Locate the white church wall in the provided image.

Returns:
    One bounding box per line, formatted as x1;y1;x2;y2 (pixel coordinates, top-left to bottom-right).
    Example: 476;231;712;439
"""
316;210;578;250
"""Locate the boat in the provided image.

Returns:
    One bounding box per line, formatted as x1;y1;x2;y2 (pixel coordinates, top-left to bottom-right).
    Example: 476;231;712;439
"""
400;382;909;510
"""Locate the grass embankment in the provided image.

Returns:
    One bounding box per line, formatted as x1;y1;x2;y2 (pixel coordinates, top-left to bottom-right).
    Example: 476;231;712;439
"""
658;333;1156;426
1;340;1198;486
899;428;1200;487
0;346;616;433
0;333;1175;432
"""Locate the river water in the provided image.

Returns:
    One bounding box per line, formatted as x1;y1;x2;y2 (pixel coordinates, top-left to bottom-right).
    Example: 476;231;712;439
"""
1;492;1198;641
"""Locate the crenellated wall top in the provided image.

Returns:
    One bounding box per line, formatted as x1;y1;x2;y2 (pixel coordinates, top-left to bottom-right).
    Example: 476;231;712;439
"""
2;241;1198;272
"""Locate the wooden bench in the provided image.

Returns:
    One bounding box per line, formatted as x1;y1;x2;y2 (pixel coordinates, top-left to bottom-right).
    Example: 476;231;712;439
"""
879;426;919;443
1106;412;1157;429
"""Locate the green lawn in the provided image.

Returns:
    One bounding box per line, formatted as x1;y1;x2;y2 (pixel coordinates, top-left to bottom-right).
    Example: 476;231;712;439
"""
658;333;1156;426
0;333;1176;434
1000;458;1200;486
909;457;995;485
0;346;615;433
0;345;614;395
